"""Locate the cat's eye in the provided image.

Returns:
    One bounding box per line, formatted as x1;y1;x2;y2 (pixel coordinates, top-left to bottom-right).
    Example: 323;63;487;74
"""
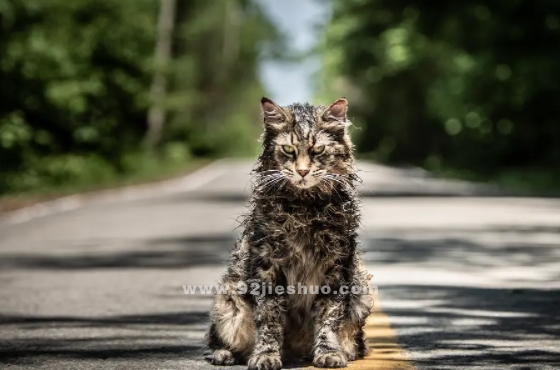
311;145;325;154
282;145;295;154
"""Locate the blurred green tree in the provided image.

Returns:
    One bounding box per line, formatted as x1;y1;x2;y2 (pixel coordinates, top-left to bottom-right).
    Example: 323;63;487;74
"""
0;0;283;193
166;0;285;157
319;0;560;179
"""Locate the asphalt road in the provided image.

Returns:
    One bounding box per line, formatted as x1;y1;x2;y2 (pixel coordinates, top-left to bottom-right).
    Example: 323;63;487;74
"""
0;159;559;370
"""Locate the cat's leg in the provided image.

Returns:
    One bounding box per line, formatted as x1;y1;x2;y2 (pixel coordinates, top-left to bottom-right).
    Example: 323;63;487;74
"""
312;296;348;368
310;263;352;368
338;321;368;361
247;287;286;370
207;321;234;365
347;259;374;360
207;237;255;365
338;322;359;361
354;326;369;359
339;262;374;362
208;287;256;365
336;290;373;362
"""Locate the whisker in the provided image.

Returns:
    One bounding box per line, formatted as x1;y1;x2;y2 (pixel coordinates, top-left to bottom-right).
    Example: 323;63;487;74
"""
259;175;282;187
257;173;284;181
261;177;285;192
320;177;343;199
257;174;285;190
324;175;349;187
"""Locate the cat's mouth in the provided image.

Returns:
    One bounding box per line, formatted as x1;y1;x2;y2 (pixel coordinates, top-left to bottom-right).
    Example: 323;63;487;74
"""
293;178;317;189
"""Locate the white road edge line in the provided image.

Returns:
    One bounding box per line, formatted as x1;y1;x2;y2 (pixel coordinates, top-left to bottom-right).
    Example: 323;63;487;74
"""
0;159;228;226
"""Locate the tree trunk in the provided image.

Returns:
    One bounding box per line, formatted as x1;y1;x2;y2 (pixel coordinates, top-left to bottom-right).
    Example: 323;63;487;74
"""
145;0;177;148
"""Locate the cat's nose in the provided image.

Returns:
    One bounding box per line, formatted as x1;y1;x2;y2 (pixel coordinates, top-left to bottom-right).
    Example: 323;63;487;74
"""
297;169;310;178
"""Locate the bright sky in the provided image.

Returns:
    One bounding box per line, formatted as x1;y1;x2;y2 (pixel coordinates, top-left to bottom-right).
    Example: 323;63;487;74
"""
256;0;330;105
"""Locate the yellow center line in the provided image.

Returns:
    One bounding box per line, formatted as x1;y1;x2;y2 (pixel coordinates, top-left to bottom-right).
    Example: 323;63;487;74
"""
347;298;415;370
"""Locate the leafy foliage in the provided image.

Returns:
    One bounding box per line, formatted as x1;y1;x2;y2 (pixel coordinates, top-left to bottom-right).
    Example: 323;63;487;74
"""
320;0;560;176
0;0;282;193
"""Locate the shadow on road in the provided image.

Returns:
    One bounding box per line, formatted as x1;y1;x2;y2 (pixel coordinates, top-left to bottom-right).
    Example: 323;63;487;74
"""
382;285;560;368
363;224;560;271
0;311;209;327
361;223;560;368
0;311;209;364
0;233;236;270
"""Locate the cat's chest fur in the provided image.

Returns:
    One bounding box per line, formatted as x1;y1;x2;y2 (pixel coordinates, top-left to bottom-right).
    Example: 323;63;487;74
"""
266;200;341;253
281;227;324;311
267;201;346;309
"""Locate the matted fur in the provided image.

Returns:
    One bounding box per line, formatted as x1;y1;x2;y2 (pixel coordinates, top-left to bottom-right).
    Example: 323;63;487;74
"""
207;98;373;370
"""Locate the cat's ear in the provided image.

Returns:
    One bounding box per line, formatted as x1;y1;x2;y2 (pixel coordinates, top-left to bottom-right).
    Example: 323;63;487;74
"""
261;97;288;130
321;98;349;133
322;98;348;123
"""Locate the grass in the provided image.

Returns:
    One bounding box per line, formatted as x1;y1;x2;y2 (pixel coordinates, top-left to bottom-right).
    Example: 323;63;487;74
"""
0;157;211;214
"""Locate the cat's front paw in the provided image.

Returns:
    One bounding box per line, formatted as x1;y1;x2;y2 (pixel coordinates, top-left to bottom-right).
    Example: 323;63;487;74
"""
247;352;282;370
211;349;236;366
313;351;348;368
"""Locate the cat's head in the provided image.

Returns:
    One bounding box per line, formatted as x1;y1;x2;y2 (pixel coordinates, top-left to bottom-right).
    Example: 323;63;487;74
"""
256;97;356;192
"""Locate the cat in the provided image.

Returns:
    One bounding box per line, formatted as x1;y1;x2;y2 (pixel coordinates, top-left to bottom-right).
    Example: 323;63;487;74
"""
206;97;373;369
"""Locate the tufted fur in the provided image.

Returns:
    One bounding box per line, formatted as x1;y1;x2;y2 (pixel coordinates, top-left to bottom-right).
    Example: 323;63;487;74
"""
207;98;373;369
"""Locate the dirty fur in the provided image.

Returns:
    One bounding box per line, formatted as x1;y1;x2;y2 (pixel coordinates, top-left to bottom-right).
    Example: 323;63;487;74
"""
206;98;373;369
